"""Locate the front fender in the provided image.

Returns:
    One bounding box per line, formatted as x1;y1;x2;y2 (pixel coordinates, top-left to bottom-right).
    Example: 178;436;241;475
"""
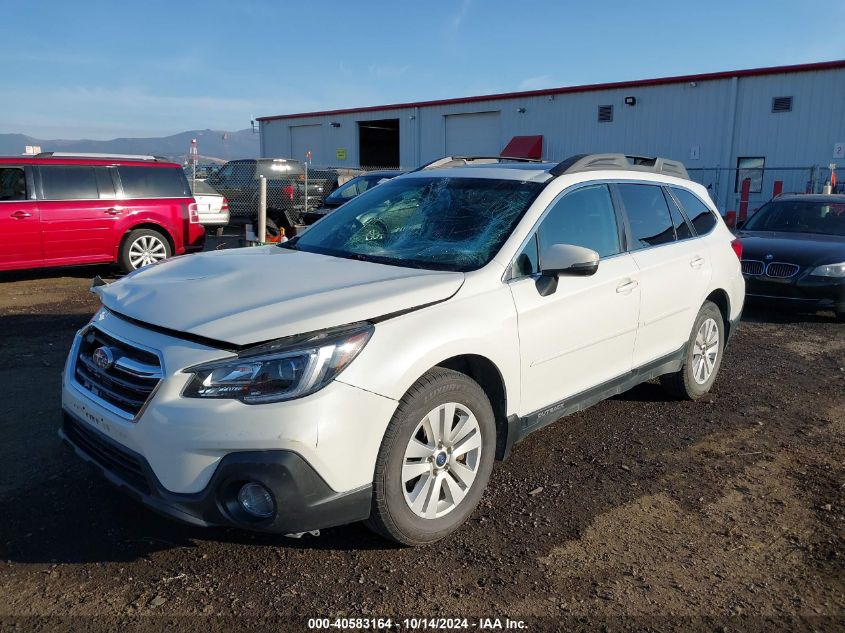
338;283;522;417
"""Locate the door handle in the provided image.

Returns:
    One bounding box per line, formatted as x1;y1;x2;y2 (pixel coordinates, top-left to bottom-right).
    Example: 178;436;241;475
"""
105;207;123;216
10;210;32;219
616;280;639;294
690;256;705;269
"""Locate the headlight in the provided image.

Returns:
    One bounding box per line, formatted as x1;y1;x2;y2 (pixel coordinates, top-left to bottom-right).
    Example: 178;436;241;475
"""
810;262;845;277
182;323;373;404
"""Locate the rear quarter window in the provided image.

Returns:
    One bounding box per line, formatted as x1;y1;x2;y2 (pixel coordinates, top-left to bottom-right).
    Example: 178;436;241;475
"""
671;187;718;235
118;166;190;198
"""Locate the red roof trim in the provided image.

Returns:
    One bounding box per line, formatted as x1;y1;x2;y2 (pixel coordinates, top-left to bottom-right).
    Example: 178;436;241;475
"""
501;135;543;159
257;60;845;122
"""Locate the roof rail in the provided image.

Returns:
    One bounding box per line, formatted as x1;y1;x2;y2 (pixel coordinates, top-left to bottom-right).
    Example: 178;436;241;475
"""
414;155;544;171
548;153;689;179
35;152;169;162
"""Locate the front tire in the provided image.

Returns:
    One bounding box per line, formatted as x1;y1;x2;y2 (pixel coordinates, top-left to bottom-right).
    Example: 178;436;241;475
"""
660;300;725;400
366;368;496;546
120;228;171;272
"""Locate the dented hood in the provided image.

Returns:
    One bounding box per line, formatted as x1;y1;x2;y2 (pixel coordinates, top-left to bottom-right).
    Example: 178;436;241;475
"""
95;246;464;346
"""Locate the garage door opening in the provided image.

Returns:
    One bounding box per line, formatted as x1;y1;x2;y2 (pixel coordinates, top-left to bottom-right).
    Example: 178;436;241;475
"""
358;119;400;168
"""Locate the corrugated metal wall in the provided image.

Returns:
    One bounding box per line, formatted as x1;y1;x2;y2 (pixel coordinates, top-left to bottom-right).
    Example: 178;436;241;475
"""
259;67;845;211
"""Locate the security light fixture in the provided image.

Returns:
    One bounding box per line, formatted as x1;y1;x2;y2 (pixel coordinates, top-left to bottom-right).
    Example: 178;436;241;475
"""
624;96;637;106
330;122;341;128
516;107;527;114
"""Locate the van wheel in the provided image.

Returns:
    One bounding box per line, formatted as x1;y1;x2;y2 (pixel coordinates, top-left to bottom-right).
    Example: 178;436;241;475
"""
120;228;171;272
660;301;725;400
366;368;496;546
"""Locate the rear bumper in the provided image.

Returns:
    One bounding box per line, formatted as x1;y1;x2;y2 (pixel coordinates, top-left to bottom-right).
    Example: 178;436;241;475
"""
183;222;206;253
59;411;372;533
198;213;229;226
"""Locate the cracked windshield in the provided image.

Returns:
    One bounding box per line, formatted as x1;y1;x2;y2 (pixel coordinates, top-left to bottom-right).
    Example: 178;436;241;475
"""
287;177;544;271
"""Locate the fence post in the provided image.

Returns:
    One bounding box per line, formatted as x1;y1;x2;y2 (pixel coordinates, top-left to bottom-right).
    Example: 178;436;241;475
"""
738;177;751;224
258;175;267;245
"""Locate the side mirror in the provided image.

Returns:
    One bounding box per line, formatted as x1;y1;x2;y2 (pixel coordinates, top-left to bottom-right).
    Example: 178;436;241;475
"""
536;243;600;296
541;243;600;276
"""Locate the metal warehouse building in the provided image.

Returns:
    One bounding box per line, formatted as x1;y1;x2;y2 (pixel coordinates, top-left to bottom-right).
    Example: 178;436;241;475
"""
258;60;845;212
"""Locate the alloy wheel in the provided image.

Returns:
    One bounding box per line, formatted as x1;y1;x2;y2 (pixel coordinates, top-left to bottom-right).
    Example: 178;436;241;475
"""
128;235;168;269
401;402;482;519
692;317;719;384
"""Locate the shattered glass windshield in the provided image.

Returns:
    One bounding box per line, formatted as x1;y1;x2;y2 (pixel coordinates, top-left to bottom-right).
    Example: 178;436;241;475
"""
285;176;544;271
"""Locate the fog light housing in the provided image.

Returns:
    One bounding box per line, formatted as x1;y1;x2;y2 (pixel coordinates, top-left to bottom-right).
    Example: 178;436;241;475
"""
237;482;275;519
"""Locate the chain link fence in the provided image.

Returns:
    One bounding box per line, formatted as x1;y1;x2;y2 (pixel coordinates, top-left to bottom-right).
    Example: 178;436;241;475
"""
198;160;401;234
200;158;838;233
687;165;835;215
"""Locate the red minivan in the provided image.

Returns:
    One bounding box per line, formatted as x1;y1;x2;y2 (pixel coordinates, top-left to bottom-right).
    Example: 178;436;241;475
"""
0;153;205;273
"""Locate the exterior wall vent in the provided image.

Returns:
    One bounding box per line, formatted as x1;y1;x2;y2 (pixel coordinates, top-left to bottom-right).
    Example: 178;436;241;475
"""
772;96;792;113
597;105;613;122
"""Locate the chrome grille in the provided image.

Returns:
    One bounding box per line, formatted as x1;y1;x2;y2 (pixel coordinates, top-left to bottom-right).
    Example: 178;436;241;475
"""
741;259;765;275
766;262;800;278
73;327;162;419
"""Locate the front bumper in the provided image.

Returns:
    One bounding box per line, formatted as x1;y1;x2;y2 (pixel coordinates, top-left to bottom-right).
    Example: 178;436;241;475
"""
60;311;398;532
743;274;845;312
60;411;371;533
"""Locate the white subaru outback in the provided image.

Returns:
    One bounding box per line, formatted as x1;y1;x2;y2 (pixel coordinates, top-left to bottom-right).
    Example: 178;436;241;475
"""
61;154;744;546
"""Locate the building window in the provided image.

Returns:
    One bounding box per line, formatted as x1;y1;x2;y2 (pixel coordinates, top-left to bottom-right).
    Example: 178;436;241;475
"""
597;105;613;123
771;96;793;113
736;157;765;193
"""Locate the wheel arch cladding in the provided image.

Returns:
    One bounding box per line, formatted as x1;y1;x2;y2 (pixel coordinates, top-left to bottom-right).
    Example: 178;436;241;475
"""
435;354;509;461
705;288;731;337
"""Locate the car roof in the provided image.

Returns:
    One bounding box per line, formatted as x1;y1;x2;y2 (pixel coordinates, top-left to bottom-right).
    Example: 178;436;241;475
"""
0;156;182;168
357;170;404;178
773;193;845;202
401;162;556;183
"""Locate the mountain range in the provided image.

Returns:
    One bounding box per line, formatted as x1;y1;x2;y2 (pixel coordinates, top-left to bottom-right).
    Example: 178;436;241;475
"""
0;128;259;163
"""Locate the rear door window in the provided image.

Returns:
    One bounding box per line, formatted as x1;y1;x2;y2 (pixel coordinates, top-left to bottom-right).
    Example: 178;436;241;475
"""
40;166;99;200
0;167;27;201
616;184;676;249
118;166;190;198
670;187;718;235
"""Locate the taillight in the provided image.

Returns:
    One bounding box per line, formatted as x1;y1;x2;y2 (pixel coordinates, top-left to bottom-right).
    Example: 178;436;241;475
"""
188;202;200;223
283;185;294;201
221;199;229;211
730;238;742;259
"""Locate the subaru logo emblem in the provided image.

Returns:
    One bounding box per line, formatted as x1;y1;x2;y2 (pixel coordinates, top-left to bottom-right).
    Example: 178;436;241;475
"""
92;346;114;370
765;254;774;261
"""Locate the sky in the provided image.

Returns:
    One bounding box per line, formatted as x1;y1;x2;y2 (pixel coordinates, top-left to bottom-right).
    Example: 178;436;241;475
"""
3;0;844;140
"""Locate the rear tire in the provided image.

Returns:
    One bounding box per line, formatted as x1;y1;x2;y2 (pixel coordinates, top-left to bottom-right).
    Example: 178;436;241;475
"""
660;301;725;400
119;228;171;272
366;368;496;546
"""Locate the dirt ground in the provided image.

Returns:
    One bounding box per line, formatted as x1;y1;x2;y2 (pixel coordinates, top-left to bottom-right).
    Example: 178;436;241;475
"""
0;265;842;632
